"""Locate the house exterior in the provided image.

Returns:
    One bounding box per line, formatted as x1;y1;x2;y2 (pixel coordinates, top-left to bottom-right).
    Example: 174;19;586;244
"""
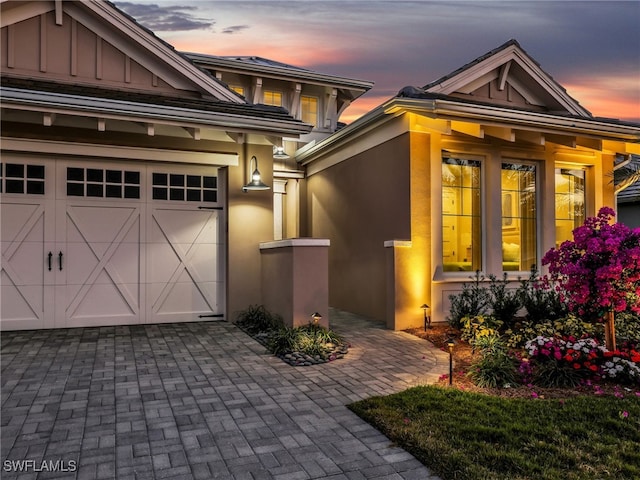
296;40;640;330
183;52;373;241
3;3;638;334
0;1;308;330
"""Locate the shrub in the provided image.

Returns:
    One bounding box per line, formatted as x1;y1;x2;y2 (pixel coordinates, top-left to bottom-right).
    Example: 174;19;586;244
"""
467;352;519;388
532;360;585;388
235;304;282;333
517;267;567;323
506;315;598;349
267;323;345;358
542;206;640;322
615;310;640;345
467;333;519;388
488;273;522;328
524;335;640;386
447;271;490;329
460;315;503;347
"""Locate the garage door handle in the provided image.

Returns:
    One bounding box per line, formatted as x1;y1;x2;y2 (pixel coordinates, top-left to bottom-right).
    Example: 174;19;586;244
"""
48;252;52;271
58;251;63;271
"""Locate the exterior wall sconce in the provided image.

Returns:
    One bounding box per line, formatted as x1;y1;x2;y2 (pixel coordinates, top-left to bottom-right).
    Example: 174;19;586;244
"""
311;312;322;325
420;303;431;331
273;145;290;160
242;156;270;192
446;337;455;385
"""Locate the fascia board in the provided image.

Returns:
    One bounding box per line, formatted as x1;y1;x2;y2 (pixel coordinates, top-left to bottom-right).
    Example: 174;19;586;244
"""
186;53;374;91
2;137;239;166
390;98;640;141
75;1;242;103
2;87;312;136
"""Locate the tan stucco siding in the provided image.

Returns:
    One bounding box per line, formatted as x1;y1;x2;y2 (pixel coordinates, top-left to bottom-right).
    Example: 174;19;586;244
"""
306;134;412;322
226;145;275;319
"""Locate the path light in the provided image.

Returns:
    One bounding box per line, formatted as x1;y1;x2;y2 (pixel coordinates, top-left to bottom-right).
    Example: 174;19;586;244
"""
420;303;431;331
446;337;456;385
242;156;270;192
311;312;322;325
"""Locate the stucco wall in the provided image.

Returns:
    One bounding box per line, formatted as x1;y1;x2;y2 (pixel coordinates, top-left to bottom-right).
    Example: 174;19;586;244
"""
305;134;411;322
226;145;275;320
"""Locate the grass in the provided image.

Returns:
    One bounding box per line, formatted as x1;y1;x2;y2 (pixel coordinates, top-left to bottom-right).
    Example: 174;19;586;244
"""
348;385;640;480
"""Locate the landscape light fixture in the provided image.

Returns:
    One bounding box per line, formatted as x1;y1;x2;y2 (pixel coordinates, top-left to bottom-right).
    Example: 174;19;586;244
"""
311;312;322;325
273;145;290;160
420;303;431;331
242;156;270;192
446;337;455;385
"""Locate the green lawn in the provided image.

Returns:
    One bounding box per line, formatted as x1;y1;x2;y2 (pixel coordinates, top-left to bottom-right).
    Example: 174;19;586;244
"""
348;386;640;480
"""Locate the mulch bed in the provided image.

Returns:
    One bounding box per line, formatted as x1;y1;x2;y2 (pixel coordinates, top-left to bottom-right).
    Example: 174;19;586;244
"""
405;324;635;399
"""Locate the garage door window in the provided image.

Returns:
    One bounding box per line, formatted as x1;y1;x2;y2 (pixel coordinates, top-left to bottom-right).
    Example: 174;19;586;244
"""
152;173;217;202
66;167;140;199
1;163;45;195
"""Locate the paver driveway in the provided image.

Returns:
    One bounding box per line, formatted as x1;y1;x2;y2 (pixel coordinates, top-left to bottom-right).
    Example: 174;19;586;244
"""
1;310;448;480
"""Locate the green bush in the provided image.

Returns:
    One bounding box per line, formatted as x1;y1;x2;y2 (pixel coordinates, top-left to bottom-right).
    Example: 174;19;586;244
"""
506;315;599;349
235;304;282;333
518;267;567;322
532;360;585;388
467;333;519;388
447;271;490;328
467;351;519;388
616;310;640;345
460;315;503;346
488;273;522;328
267;323;344;358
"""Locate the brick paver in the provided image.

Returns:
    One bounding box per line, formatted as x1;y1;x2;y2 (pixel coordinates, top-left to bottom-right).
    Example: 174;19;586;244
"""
1;310;447;479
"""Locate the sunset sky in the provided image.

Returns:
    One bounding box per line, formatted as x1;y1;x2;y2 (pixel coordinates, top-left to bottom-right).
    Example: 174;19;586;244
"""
115;1;640;124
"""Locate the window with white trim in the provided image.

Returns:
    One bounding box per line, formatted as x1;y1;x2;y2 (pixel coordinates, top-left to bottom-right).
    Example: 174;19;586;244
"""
442;156;482;272
501;162;537;271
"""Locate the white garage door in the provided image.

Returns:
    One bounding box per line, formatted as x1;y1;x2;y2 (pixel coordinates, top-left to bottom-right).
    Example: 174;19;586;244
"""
1;157;225;330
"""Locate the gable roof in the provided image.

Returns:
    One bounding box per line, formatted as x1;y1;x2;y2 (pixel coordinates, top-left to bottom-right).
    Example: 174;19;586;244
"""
1;0;242;103
185;52;374;95
1;0;312;137
423;39;592;118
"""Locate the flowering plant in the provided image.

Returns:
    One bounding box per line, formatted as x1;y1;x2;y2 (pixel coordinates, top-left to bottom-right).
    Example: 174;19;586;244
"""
524;335;640;385
542;207;640;322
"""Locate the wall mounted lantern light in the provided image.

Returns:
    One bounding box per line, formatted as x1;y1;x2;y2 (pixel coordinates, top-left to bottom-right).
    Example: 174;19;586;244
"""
242;156;270;192
420;303;431;331
273;145;290;160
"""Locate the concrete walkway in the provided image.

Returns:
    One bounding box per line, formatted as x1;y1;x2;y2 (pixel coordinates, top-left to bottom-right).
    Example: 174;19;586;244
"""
1;309;448;480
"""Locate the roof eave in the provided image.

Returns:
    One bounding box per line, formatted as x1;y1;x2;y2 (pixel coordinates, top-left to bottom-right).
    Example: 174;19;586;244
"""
1;87;313;137
184;52;374;93
298;97;640;165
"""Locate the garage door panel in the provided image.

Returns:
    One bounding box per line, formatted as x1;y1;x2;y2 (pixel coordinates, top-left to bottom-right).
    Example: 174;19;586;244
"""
60;202;142;327
1;160;224;330
1;193;53;329
147;204;222;322
149;278;218;317
1;279;45;327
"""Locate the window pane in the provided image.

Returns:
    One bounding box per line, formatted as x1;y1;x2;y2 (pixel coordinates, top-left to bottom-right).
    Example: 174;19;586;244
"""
442;157;482;272
555;168;585;246
301;96;318;127
501;163;536;271
263;90;282;107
